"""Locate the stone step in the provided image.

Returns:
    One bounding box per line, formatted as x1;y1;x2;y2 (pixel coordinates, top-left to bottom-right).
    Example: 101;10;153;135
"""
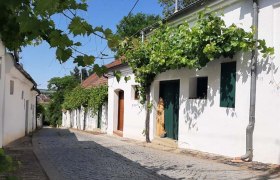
152;137;177;149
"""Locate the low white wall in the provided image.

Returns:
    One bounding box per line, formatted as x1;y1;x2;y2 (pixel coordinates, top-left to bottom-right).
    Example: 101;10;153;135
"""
37;114;43;129
62;103;108;133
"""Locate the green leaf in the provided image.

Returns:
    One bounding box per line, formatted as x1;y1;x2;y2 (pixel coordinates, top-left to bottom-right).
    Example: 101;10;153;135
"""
84;55;95;65
74;56;85;66
93;26;104;32
92;64;102;76
113;71;122;82
68;17;87;36
34;0;59;14
124;76;131;82
104;28;113;38
224;46;231;52
49;30;73;48
56;48;72;62
74;42;82;46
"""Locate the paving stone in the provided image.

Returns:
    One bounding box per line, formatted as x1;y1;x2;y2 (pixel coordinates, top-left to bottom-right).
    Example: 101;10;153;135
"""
33;127;279;180
0;135;48;180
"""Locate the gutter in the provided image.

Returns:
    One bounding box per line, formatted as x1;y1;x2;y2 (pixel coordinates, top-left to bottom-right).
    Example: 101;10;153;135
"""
239;0;259;162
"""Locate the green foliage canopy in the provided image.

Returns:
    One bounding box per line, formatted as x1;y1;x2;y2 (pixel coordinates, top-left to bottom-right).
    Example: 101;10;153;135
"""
46;75;79;126
62;85;108;114
116;13;161;39
0;0;119;67
119;12;274;103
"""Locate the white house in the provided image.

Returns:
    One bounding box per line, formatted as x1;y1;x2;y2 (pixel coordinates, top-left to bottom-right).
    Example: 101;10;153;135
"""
0;41;39;147
107;60;147;139
62;70;108;132
107;0;280;164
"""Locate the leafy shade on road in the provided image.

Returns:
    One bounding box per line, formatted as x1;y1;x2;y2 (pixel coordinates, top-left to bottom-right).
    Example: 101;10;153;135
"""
0;0;119;68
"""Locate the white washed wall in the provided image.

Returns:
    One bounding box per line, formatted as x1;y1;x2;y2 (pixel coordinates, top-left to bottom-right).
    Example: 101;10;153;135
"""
150;55;250;159
157;0;280;164
0;42;6;147
37;114;43;129
62;103;108;133
106;0;280;164
107;66;146;141
253;0;280;164
2;53;37;146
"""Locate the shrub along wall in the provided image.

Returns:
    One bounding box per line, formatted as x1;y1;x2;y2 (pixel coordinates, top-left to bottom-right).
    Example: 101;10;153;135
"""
62;85;108;132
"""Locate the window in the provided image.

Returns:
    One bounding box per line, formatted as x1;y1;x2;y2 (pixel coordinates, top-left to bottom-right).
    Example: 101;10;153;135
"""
220;61;236;108
22;91;24;99
189;77;208;99
132;85;140;100
10;80;14;95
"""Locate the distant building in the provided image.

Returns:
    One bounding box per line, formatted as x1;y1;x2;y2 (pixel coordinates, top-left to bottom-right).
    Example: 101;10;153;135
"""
37;89;54;104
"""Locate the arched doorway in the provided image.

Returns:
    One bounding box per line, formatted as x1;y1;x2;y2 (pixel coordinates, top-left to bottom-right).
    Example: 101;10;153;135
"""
117;90;124;131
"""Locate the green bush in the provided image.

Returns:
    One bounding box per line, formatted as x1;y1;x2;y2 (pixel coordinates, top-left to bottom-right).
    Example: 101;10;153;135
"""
0;149;16;173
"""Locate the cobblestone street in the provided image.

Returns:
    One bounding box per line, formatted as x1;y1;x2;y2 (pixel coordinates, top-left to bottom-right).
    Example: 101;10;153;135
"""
33;128;273;180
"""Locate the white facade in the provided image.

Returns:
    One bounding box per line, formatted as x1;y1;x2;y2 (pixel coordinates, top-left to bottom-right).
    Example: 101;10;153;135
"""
107;0;280;164
107;66;146;140
0;42;6;147
62;103;108;133
0;42;38;147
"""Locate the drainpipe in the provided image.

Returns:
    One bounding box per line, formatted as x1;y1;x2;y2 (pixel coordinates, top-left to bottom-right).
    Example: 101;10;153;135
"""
174;0;178;13
241;0;259;162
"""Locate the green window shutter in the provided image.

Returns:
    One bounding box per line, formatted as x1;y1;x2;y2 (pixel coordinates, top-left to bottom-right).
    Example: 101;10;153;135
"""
220;61;236;108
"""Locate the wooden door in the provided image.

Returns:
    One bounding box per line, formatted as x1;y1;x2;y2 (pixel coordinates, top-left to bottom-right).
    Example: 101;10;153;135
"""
118;90;124;131
160;80;180;140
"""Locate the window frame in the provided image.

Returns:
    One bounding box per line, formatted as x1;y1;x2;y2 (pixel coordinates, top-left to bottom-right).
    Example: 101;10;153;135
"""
189;76;208;99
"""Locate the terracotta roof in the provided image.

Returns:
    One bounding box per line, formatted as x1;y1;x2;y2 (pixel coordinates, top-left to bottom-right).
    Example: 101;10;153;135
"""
81;73;107;88
105;59;123;69
81;59;125;88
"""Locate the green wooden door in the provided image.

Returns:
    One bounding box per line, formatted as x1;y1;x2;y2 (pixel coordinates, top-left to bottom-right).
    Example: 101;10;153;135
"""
220;61;236;108
160;80;180;140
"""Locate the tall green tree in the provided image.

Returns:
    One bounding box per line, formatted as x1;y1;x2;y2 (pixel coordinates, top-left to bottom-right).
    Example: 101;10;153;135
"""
116;13;161;39
70;66;89;82
47;76;78;126
158;0;198;17
70;66;81;82
0;0;119;68
81;68;89;80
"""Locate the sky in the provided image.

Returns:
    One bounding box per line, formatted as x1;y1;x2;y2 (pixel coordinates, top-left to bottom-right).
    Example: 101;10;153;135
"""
20;0;163;89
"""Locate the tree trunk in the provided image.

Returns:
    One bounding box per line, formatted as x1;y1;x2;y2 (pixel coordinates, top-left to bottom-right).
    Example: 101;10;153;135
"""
145;86;151;143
